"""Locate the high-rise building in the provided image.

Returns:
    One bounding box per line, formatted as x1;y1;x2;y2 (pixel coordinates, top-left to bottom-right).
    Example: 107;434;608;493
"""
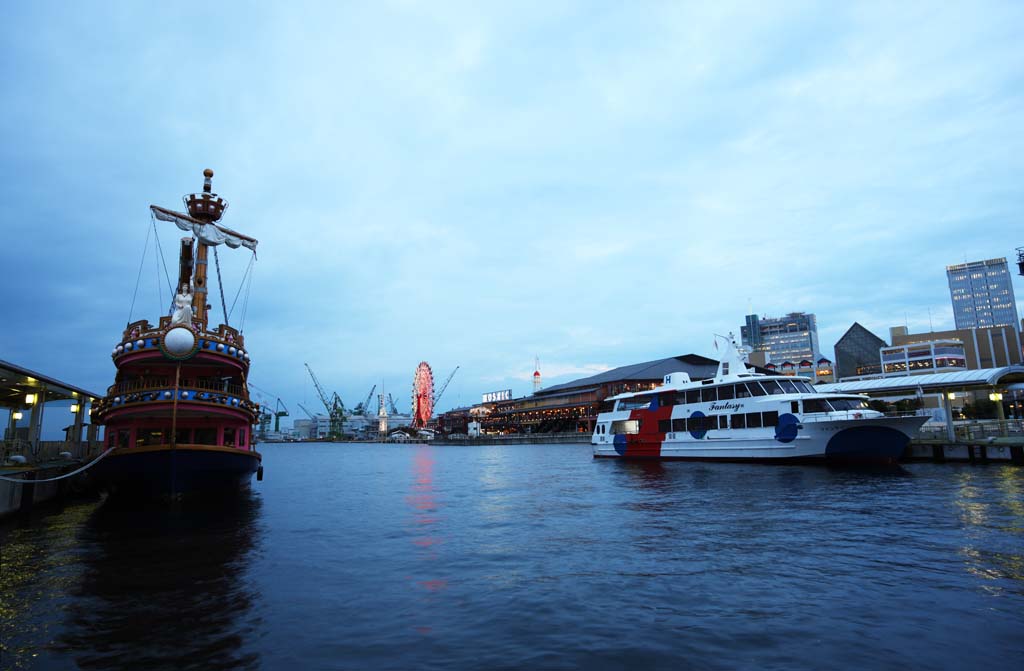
946;257;1019;330
740;312;820;364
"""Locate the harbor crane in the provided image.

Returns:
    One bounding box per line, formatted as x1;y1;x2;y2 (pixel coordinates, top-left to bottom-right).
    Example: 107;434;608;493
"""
304;363;345;440
298;402;317;419
434;365;459;408
355;384;377;416
250;383;290;437
387;393;399;415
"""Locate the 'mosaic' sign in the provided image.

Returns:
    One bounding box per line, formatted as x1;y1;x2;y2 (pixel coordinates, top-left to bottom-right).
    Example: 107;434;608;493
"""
482;389;512;403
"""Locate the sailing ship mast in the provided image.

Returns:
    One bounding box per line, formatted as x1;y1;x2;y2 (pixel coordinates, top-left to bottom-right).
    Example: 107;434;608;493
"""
150;168;258;332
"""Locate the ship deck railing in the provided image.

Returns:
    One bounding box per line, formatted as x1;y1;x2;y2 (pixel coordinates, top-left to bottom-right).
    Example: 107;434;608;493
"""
106;378;249;400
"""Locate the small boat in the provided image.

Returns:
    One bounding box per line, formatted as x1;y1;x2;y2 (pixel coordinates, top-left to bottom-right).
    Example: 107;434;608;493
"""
592;336;927;463
91;170;263;498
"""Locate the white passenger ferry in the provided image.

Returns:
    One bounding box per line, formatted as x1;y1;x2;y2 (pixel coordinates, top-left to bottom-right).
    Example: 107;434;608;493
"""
592;337;928;463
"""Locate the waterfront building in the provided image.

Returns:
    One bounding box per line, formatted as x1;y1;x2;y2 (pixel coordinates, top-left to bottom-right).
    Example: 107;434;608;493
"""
890;325;1022;370
741;312;820;364
834;323;887;379
880;340;968;376
440;354;766;436
946;257;1019;330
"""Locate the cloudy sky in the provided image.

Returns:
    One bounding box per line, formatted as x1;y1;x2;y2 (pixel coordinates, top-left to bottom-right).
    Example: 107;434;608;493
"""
2;1;1022;430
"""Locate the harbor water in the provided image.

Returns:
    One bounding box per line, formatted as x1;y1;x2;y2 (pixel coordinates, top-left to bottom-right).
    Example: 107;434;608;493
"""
2;442;1023;670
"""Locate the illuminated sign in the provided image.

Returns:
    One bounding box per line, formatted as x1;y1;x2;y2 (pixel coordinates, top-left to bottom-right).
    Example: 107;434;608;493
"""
482;389;512;403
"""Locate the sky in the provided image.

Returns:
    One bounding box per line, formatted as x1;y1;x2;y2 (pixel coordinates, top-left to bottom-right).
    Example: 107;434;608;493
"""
2;0;1022;433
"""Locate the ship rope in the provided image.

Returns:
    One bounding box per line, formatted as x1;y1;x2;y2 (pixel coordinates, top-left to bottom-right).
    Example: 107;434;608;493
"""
0;446;117;484
151;213;175;314
230;251;256;332
239;255;255;332
213;246;230;326
127;215;154;324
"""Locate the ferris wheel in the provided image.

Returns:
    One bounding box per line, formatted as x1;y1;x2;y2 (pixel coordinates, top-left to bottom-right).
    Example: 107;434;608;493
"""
411;362;434;428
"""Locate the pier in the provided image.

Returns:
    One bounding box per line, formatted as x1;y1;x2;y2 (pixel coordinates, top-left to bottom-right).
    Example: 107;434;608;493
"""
1;358;102;518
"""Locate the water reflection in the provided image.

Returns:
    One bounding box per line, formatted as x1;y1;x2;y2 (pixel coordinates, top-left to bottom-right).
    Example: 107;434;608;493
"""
54;493;264;670
0;501;96;670
407;446;447;596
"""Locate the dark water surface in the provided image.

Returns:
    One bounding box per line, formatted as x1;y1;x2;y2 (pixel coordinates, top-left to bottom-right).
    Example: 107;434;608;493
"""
2;443;1023;670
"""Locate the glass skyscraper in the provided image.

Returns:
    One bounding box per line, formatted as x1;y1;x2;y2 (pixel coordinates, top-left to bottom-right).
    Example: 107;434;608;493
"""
946;258;1019;330
741;312;820;363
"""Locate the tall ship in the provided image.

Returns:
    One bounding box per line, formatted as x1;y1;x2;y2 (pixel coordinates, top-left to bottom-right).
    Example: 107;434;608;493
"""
592;336;928;463
91;169;263;497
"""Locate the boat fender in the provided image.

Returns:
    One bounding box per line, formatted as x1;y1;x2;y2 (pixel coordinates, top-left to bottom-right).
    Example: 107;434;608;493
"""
257;465;264;481
7;455;27;464
59;451;73;459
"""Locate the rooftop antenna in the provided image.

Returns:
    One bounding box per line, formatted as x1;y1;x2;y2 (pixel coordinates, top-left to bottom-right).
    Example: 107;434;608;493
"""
928;307;934;332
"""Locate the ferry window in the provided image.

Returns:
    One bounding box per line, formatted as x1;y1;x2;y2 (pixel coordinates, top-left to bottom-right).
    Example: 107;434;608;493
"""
175;428;191;444
672;418;686;432
718;416;728;429
718;385;735;400
803;399;833;413
686;416;703;432
224;428;237;447
611;419;639;435
701;388;718;403
747;413;763;428
658;419;671;433
735;384;752;398
686;390;701;405
117;429;131;449
732;414;746;429
659;393;675;408
746;382;767;397
779;380;800;394
194;428;217;445
761;380;784;395
830;399;869;411
763;411;779;427
239;429;247;447
598;400;616;413
791;401;800;414
796;381;815;393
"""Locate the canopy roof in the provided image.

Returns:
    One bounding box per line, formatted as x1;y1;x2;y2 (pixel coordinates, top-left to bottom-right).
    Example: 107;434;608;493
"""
0;358;102;410
816;366;1024;395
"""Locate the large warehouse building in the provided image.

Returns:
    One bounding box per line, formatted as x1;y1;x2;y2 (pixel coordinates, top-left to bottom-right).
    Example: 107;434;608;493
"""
439;354;728;436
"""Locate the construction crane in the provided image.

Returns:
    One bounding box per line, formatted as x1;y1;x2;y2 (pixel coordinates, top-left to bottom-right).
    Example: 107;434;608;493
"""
355;384;376;416
434;365;459;408
387;393;399;415
304;363;345;440
250;383;289;438
298;402;317;419
272;398;289;432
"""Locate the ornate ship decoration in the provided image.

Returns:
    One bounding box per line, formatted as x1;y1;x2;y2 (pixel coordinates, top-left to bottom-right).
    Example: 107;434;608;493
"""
91;170;263;497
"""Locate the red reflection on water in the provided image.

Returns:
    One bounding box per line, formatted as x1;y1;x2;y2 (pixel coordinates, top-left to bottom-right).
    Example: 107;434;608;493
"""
408;446;447;604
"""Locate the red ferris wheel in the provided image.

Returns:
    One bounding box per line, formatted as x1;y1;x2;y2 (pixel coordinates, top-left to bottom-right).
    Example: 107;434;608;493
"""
411;362;435;428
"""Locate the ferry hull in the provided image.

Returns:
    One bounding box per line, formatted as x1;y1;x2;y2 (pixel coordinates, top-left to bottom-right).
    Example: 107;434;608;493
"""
89;445;261;499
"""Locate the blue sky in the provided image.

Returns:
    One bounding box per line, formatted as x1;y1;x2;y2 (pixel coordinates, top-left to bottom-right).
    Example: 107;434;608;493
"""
2;1;1022;430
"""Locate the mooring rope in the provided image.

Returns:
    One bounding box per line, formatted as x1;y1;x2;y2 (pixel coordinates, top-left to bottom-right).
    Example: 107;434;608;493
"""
0;446;117;484
214;246;230;326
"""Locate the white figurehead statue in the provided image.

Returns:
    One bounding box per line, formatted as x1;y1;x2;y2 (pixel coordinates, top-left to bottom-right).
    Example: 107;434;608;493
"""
171;283;194;326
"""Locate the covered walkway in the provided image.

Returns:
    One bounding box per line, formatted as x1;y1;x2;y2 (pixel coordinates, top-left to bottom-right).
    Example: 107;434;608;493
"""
1;358;102;463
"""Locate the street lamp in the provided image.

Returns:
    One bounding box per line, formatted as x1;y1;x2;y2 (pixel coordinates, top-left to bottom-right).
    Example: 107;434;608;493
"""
989;392;1003;402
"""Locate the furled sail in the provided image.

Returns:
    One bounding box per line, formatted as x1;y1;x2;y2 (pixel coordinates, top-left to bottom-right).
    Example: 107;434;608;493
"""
150;205;258;251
